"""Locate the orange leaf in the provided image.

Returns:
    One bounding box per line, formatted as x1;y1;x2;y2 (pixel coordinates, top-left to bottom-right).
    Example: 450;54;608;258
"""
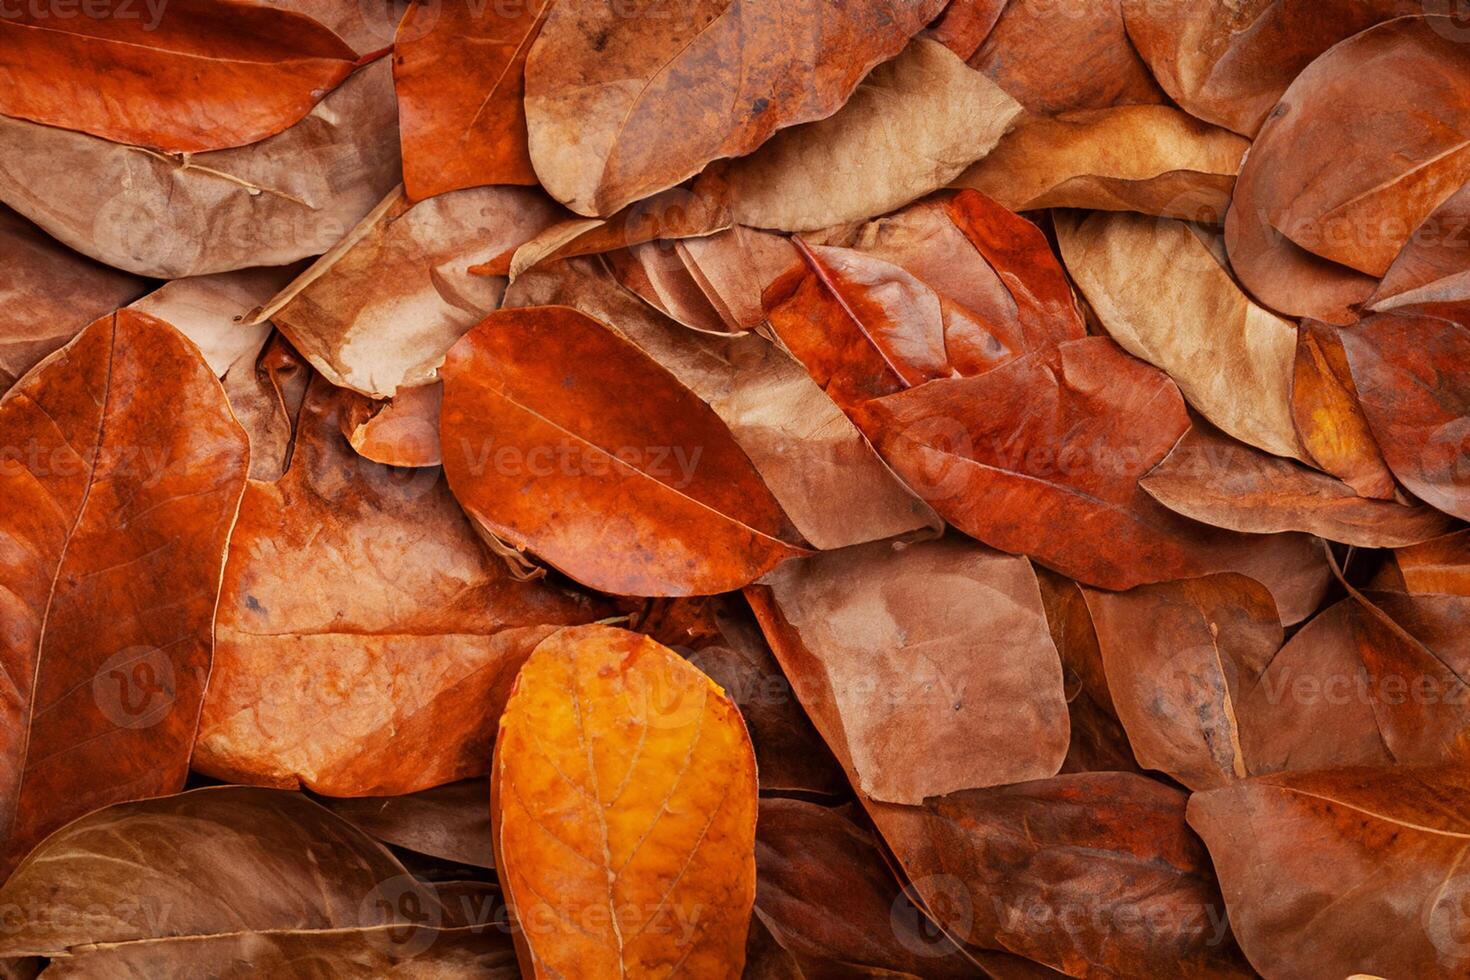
491;624;757;979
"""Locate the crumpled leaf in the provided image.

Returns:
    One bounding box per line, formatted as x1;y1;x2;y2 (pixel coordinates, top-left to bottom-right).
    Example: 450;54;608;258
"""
1339;312;1470;521
194;379;603;795
0;309;249;874
341;381;443;468
969;0;1164;113
1290;318;1398;500
1083;574;1282;790
1140;423;1455;547
747;536;1070;805
522;0;946;216
954;105;1248;222
491;624;757;978
1237;587;1470;774
222;332;311;482
0;0;357;151
927;0;1006;59
1188;766;1470;979
0;59;401;278
1369;182;1470;314
754;798;976;977
0;786;503;970
921;773;1253;977
255;185;562;398
394;0;547;199
323;780;494;870
1121;0;1422;136
1058;211;1306;460
440;304;806;595
505;257;936;550
715;38;1022;232
0;205;145;394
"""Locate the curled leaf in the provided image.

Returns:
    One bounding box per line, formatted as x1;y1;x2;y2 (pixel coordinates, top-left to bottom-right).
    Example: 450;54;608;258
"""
1290;319;1398;500
491;624;757;978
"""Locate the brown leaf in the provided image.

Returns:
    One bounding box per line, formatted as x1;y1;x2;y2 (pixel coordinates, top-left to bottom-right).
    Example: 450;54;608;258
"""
0;205;145;394
393;0;548;199
747;536;1070;805
0;0;357;151
953;105;1248;222
129;266;298;377
323;780;494;870
754;798;976;978
1369;182;1470;315
256;185;563;398
970;0;1164;112
923;773;1252;977
1084;574;1282;790
342;381;443;469
1057;211;1306;460
1140;423;1456;547
505;257;936;550
1188;766;1470;979
716;38;1022;232
194;379;603;795
491;624;758;978
0;310;249;873
0;59;401;278
440;304;805;595
1237;589;1470;774
523;0;946;216
1290;318;1398;500
927;0;1006;59
1339;312;1470;521
0;786;502;968
1121;0;1422;136
222;333;311;483
1389;529;1470;597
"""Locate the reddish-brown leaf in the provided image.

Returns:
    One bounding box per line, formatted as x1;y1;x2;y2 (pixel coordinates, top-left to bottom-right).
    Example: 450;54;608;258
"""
0;0;358;151
1370;182;1470;315
393;0;548;200
969;0;1164;113
440;305;804;595
0;206;145;394
1388;529;1470;597
747;536;1070;805
491;625;758;978
1122;0;1422;136
523;0;946;216
1140;423;1455;547
1084;574;1282;790
195;379;603;795
0;310;249;872
922;773;1253;977
1339;312;1470;521
926;0;1006;59
1188;766;1470;979
1290;318;1398;499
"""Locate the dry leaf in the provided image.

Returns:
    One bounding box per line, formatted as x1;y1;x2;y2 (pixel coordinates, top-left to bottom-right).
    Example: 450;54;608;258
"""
1140;423;1456;547
129;266;297;376
717;38;1022;232
0;59;401;278
0;205;145;394
522;0;947;216
1290;319;1398;500
927;0;1006;59
505;257;936;550
0;310;248;874
194;379;603;795
0;0;357;151
954;105;1248;222
1083;574;1282;790
440;305;806;595
747;536;1070;805
323;780;494;870
257;185;562;398
342;381;443;468
1122;0;1422;136
222;333;311;482
394;0;547;199
491;624;757;978
1388;529;1470;597
0;786;502;970
970;0;1164;112
1339;312;1470;521
1188;766;1470;979
1369;183;1470;314
1058;211;1306;460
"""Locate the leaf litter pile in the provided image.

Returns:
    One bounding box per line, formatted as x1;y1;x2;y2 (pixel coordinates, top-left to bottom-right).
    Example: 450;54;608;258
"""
1;1;1469;978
